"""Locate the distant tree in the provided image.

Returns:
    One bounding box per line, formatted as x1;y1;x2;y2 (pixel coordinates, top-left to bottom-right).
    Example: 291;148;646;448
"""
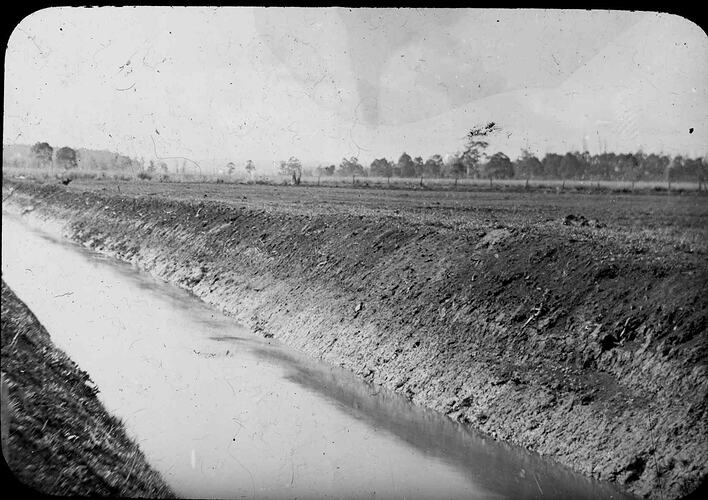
413;156;425;177
515;150;543;179
592;152;615;180
424;154;444;178
147;160;157;173
559;152;582;182
279;156;301;174
463;122;500;178
484;152;514;180
55;147;78;170
640;153;665;180
369;158;394;177
444;153;466;179
279;156;302;184
397;152;416;177
618;153;640;184
666;155;685;187
159;161;168;174
316;165;335;177
245;160;256;180
338;157;365;176
111;153;135;171
542;153;563;179
31;142;54;168
675;156;704;182
225;162;236;175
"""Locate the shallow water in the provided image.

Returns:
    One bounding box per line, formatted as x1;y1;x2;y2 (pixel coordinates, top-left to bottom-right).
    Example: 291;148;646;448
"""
1;213;629;499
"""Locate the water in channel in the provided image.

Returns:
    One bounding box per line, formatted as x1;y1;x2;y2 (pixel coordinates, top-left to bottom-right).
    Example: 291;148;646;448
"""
1;213;629;499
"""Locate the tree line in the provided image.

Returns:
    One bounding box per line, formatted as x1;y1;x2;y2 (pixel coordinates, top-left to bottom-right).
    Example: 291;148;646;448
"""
294;150;706;184
281;123;707;184
18;137;707;185
27;142;79;170
15;142;146;173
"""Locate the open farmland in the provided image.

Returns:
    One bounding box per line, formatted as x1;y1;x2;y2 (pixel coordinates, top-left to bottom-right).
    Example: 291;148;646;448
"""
61;178;708;248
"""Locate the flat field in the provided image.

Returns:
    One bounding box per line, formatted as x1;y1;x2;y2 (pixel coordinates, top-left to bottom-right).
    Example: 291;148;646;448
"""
61;178;708;248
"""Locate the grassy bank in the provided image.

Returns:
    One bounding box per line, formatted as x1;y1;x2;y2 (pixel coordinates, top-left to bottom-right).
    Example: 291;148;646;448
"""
3;179;707;499
0;280;173;497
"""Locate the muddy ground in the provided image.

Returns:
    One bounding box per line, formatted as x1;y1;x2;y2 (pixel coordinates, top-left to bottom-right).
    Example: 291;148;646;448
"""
1;279;173;497
3;179;707;499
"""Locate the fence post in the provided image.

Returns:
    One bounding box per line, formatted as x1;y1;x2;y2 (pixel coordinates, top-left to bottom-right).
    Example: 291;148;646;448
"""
352;174;355;186
525;177;529;190
420;176;423;187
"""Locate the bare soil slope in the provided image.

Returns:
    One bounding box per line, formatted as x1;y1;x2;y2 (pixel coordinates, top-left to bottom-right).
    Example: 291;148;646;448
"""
3;179;707;499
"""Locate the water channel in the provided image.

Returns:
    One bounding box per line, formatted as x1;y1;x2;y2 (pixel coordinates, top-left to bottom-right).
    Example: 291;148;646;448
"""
1;213;629;499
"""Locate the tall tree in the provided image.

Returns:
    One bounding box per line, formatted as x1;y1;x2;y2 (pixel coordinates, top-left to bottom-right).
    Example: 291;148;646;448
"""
338;157;365;176
424;154;444;178
397;152;416;177
559;152;582;181
463;122;500;177
515;150;543;179
413;156;425;177
369;158;393;177
279;156;301;175
484;152;514;180
55;147;78;170
444;153;466;179
30;142;53;168
245;160;255;180
542;153;563;179
278;156;302;184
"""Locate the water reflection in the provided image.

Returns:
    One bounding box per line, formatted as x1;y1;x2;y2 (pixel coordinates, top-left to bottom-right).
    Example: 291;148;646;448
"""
224;339;625;499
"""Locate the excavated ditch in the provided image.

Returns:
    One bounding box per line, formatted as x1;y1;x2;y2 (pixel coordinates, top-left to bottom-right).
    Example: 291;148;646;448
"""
3;180;706;499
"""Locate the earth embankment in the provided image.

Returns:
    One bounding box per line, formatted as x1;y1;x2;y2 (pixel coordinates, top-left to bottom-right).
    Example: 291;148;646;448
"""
1;279;173;497
3;179;706;499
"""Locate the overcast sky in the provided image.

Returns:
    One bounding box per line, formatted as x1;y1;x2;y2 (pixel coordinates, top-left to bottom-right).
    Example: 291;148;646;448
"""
4;7;708;170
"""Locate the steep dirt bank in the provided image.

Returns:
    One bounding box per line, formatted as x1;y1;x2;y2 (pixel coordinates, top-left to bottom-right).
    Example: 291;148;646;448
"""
3;180;707;499
1;280;173;497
